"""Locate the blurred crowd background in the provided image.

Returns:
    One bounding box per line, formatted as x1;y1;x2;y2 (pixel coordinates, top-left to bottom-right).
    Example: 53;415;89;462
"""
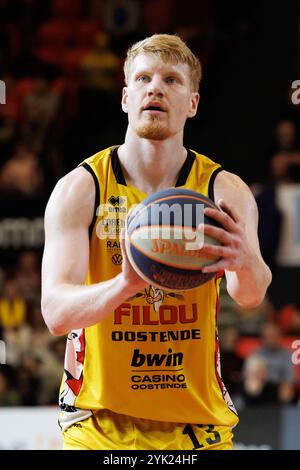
0;0;300;413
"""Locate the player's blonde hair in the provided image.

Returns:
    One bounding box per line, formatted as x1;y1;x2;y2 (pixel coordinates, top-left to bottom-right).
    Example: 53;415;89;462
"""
124;34;202;92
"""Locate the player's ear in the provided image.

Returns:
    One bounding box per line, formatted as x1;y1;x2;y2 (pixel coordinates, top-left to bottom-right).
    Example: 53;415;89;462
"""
187;92;200;118
121;87;129;113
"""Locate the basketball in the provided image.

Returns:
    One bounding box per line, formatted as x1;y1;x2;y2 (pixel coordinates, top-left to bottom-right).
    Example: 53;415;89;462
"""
125;188;223;291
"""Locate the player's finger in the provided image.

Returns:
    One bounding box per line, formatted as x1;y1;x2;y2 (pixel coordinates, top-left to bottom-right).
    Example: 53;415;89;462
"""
217;199;240;224
203;207;241;234
201;257;234;273
200;243;233;259
198;223;232;245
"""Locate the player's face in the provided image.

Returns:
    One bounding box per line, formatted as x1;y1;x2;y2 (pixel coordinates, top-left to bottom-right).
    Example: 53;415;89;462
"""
122;54;199;141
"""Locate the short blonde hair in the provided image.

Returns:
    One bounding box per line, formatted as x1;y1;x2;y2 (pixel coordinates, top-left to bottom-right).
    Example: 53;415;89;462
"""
124;34;202;92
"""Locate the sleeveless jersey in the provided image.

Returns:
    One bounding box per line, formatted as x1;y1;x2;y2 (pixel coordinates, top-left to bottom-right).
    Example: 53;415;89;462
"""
59;146;238;428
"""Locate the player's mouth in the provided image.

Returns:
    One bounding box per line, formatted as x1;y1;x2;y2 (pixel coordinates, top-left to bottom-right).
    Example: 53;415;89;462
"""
142;103;167;114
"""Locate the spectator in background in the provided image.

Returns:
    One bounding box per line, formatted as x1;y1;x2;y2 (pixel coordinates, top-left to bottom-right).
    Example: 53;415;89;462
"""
271;119;299;154
26;302;64;405
78;32;121;153
175;0;216;72
16;354;42;406
257;119;300;308
80;32;120;94
269;119;300;184
0;278;26;330
1;294;63;406
0;277;31;368
0;73;20;162
0;267;4;300
1;73;22;122
242;322;295;405
277;302;300;335
142;0;175;36
0;365;20;407
271;151;300;183
255;184;282;272
233;298;271;336
255;120;300;272
242;355;278;406
0;144;43;195
39;336;67;405
21;73;60;154
219;326;244;398
0;107;16;159
101;0;140;54
0;0;10;68
15;251;41;303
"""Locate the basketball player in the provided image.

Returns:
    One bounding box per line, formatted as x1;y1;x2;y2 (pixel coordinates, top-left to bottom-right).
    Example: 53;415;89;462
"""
41;34;272;450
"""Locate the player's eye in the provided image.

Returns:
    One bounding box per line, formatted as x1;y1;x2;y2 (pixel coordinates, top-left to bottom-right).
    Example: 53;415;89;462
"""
137;75;150;83
166;77;177;84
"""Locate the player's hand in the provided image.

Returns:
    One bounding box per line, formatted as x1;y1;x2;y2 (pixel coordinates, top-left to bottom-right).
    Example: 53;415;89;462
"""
197;199;255;274
119;228;148;294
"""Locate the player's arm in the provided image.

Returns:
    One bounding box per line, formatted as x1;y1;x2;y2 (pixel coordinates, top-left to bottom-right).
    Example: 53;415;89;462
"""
41;167;147;336
199;171;272;308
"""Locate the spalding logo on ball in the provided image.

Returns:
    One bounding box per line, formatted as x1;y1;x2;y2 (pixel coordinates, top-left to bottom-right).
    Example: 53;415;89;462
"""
125;188;222;291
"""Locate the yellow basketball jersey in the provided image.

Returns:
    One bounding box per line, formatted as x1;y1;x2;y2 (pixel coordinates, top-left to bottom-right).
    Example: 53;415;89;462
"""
59;146;238;429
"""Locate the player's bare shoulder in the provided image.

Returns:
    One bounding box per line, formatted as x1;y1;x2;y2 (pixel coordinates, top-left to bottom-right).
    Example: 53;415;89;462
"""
214;170;257;213
215;170;251;195
45;166;95;228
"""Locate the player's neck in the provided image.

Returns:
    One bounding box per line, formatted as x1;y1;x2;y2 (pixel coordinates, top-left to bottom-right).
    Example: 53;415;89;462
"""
118;131;187;195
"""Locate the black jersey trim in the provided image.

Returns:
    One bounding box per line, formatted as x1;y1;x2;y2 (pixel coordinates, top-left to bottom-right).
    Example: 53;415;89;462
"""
81;162;100;238
175;149;196;187
111;146;126;185
111;146;196;188
208;167;223;202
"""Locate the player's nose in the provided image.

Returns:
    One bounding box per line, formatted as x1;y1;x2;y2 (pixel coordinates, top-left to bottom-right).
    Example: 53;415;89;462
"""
147;75;164;97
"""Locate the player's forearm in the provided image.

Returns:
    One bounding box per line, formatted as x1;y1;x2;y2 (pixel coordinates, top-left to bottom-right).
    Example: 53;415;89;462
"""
42;273;132;336
226;257;272;308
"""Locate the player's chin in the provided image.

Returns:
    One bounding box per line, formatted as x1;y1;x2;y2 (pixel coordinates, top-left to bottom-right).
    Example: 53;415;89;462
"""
136;123;170;141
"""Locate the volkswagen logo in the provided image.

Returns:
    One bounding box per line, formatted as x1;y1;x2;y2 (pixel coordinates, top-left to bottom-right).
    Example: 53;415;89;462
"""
112;253;123;265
